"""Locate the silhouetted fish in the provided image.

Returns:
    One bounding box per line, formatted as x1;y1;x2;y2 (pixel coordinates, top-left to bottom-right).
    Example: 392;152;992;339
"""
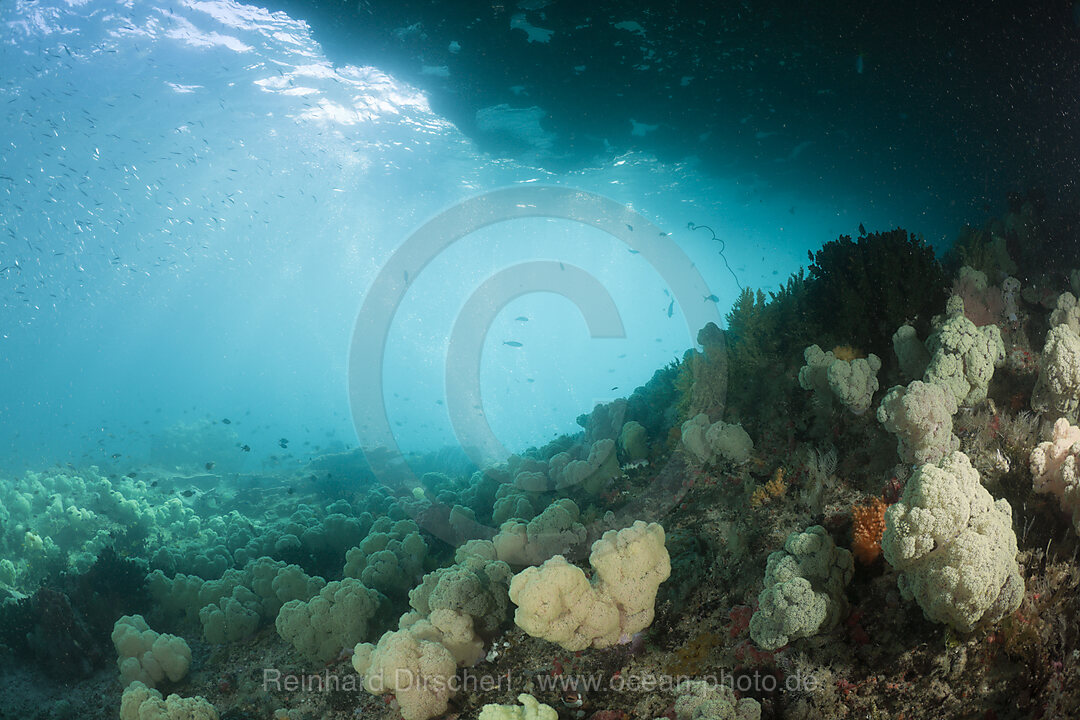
278;438;289;448
205;462;215;471
222;418;231;424
504;341;523;347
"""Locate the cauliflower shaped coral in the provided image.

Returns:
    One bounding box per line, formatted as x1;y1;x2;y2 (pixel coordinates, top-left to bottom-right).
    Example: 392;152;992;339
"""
408;540;513;635
882;451;1023;632
1032;324;1080;423
1030;417;1080;531
353;624;458;720
275;578;383;663
492;498;587;566
343;518;428;600
550;438;620;494
479;693;558;720
618;420;649;463
749;526;853;651
893;324;931;380
120;682;217;720
1049;291;1080;335
673;679;761;720
923;296;1005;406
199;587;261;645
111;615;192;689
508;521;670;651
680;414;754;465
798;344;882;415
877;380;959;465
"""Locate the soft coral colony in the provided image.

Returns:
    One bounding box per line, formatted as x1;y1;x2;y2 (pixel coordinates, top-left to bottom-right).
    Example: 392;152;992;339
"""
2;200;1080;718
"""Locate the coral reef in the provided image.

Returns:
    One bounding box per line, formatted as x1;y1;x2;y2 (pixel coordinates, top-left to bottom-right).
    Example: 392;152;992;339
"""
7;209;1080;720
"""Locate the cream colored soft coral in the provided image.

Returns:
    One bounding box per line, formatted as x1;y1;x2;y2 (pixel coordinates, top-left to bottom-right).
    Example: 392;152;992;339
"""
882;452;1023;632
492;498;586;566
111;615;191;689
1049;292;1080;335
352;623;459;720
1032;324;1080;422
1030;417;1080;531
798;344;882;415
479;694;558;720
748;525;853;650
924;296;1005;407
877;380;959;465
508;521;670;651
680;414;753;465
120;682;217;720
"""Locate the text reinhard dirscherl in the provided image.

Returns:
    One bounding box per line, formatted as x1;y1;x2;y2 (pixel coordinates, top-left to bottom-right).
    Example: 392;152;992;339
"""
262;668;819;695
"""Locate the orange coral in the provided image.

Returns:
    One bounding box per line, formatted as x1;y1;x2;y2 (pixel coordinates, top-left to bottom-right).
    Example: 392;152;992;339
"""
750;467;787;508
852;497;889;564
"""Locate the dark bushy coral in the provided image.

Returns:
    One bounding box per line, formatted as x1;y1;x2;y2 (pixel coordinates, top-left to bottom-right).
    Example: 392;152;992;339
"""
0;547;149;678
721;270;817;425
806;228;946;359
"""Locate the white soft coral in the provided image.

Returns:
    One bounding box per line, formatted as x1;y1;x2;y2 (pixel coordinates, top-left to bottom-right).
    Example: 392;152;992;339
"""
1032;324;1080;422
1030;418;1080;530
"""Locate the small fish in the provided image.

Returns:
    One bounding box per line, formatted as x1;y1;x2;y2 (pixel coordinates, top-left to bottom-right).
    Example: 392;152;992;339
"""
222;418;231;424
610;386;618;391
667;299;675;318
205;461;215;471
278;438;289;448
111;453;121;459
515;316;528;322
287;487;295;495
181;489;195;497
704;294;719;302
626;223;633;231
240;444;251;452
504;341;523;347
126;472;137;479
627;249;640;254
150;480;159;487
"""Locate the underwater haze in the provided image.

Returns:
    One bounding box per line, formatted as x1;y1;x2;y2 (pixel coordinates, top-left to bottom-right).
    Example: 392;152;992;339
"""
3;0;1080;719
2;0;984;472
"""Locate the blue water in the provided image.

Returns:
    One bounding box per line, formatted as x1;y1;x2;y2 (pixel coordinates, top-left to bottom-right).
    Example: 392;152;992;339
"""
1;0;974;473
